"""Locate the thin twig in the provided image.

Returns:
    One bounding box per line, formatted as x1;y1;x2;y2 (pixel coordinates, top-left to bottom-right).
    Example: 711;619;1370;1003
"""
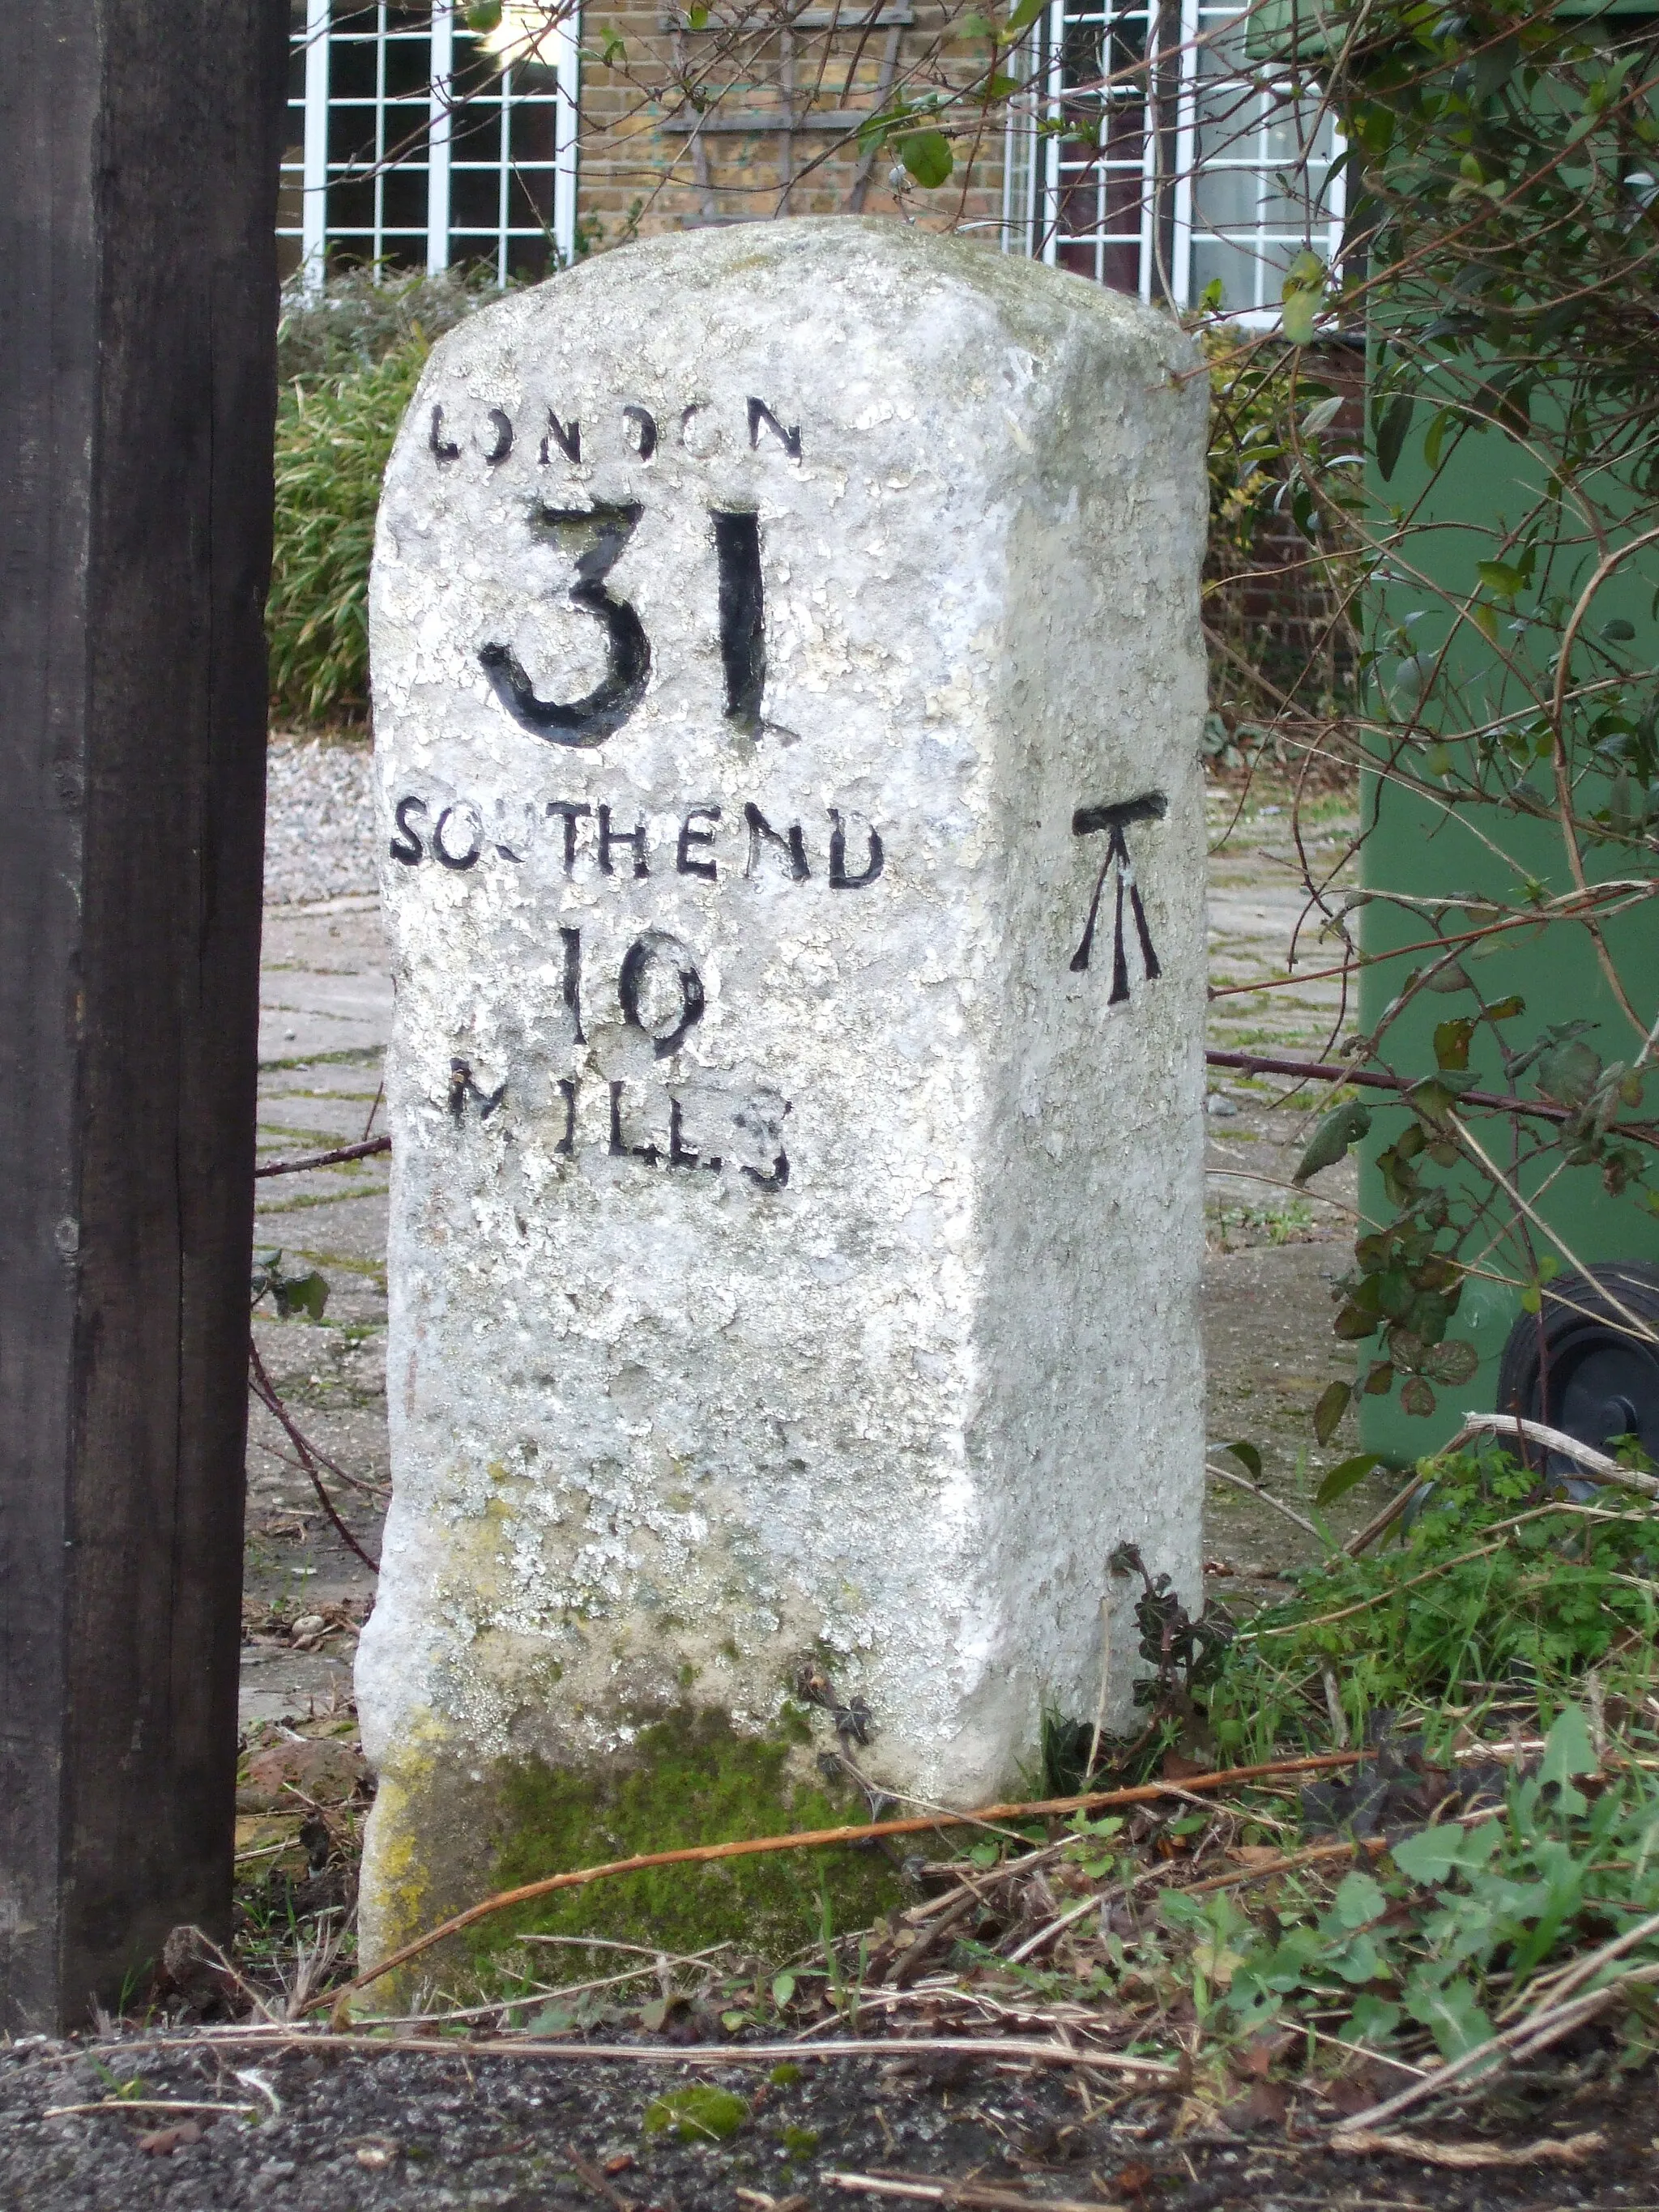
1205;1046;1583;1127
43;2099;262;2120
256;1136;391;1180
1332;2129;1606;2170
100;2028;1183;2081
1085;1591;1112;1784
1206;1461;1325;1542
1330;1961;1659;2137
825;2176;1129;2211
1460;1411;1659;1500
248;1338;380;1574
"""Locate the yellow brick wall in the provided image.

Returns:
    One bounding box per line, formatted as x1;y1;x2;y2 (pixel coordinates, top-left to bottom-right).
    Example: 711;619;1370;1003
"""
574;1;1014;249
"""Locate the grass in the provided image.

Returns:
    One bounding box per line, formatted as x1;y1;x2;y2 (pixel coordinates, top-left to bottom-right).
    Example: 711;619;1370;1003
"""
268;345;427;727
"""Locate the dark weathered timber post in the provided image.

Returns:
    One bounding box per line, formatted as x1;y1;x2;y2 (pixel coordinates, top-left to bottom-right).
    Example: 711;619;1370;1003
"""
0;4;286;2028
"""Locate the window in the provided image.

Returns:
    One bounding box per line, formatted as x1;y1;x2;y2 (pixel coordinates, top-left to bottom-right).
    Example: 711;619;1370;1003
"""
1001;0;1344;326
279;0;580;288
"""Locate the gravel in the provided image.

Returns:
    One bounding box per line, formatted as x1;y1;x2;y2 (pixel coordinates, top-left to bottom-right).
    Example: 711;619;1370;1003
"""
265;735;378;906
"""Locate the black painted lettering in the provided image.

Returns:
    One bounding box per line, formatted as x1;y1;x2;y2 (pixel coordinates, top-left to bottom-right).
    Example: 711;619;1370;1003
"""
618;931;705;1059
621;403;658;461
480;503;649;746
676;804;721;881
433;803;484;871
561;925;586;1045
449;1056;505;1121
1070;791;1166;999
735;1095;791;1192
828;809;884;889
545;799;591;872
598;803;649;878
743;802;809;882
747;397;802;461
669;1096;719;1170
430;404;460;464
712;509;766;728
482;407;514;463
390;795;428;864
608;1078;660;1166
540;410;581;464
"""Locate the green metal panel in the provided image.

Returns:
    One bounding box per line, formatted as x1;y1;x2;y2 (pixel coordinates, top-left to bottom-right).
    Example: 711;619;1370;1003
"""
1357;402;1659;1460
1247;0;1659;65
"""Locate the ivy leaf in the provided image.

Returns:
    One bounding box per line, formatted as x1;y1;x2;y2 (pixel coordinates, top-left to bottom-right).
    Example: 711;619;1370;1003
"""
1374;393;1414;480
1313;1379;1352;1445
1316;1449;1384;1507
1280;250;1327;344
898;130;953;187
1434;1016;1476;1071
1294;1100;1372;1185
1537;1038;1601;1106
1422;1336;1479;1385
1476;559;1525;600
272;1269;329;1322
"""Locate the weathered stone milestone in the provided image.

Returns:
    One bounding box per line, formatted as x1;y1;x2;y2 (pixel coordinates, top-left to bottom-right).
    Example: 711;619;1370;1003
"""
359;218;1209;1963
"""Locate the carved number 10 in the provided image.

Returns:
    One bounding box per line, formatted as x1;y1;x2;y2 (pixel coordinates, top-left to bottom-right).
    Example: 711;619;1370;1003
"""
479;503;764;750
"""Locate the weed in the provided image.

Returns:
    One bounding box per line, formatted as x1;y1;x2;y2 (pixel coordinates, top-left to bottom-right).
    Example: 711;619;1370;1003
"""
1205;1444;1659;1760
268;343;427;727
1163;1705;1659;2071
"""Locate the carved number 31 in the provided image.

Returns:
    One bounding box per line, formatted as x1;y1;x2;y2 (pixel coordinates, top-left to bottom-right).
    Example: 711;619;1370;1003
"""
479;504;765;748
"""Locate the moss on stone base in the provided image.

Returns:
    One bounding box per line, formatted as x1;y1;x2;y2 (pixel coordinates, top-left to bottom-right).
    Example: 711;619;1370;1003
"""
473;1706;898;1971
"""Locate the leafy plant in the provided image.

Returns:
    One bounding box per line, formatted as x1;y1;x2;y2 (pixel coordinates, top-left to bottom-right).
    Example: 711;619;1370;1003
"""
268;342;429;728
1205;1445;1659;1759
1165;1705;1659;2069
252;1249;330;1322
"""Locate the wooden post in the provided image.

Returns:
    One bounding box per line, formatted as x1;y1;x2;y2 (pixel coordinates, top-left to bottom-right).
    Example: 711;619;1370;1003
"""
0;2;286;2029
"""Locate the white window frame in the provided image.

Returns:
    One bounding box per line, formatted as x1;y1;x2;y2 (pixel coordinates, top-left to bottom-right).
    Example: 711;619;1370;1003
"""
280;0;581;292
1002;0;1344;330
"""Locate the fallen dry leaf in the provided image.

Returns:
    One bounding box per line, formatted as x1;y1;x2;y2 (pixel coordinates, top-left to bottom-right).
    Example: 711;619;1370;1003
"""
1233;2026;1297;2078
1220;2079;1290;2133
137;2121;202;2156
239;1736;366;1810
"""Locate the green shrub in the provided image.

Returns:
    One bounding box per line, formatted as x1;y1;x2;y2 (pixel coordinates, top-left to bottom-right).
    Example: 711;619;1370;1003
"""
1205;1445;1659;1762
267;341;426;728
276;262;496;386
269;266;501;728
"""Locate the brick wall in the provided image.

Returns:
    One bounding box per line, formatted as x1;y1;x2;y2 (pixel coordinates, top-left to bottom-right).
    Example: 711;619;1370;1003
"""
574;0;1010;246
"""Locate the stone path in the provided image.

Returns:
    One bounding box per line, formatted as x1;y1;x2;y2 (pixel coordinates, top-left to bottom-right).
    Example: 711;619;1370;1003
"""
241;765;1373;1729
